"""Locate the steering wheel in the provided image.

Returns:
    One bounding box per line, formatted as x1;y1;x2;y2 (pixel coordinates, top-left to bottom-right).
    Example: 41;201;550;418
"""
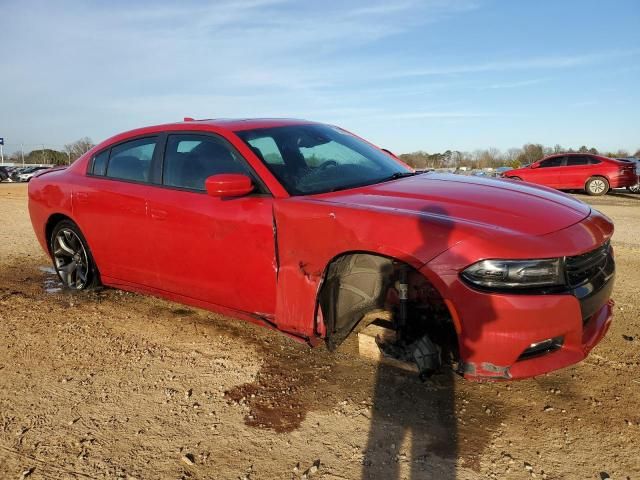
317;160;338;170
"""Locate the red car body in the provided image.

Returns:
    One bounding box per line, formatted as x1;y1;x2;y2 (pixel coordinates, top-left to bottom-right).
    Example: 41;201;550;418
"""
503;153;637;194
28;119;615;380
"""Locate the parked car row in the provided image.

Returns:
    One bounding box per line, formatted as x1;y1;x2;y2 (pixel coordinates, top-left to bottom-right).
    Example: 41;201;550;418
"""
0;165;53;182
502;153;638;196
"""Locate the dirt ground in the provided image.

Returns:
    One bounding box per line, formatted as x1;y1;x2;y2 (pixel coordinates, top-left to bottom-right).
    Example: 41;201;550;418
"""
0;183;638;480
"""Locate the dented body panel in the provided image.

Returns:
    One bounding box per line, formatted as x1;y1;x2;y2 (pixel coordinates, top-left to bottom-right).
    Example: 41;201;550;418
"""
28;119;615;381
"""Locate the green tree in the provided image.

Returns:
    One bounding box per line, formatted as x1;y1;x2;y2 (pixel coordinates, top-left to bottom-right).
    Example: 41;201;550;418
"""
517;144;545;165
24;148;68;166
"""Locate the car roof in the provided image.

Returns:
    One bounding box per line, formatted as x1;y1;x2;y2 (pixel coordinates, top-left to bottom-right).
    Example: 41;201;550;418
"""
544;152;614;161
550;152;595;156
89;118;327;160
166;118;319;132
197;118;320;131
100;118;323;147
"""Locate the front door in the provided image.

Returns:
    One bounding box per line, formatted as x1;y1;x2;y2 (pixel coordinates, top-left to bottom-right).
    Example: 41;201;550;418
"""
145;133;277;316
529;156;566;187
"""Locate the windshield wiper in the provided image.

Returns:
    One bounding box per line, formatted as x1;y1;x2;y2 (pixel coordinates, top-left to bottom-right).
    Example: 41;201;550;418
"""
379;171;417;182
304;171;418;195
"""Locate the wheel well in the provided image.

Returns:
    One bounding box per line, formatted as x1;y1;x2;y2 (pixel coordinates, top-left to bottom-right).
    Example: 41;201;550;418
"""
45;213;73;254
318;252;459;364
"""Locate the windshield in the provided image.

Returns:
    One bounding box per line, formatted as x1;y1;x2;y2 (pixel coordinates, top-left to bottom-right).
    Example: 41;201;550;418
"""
235;124;411;195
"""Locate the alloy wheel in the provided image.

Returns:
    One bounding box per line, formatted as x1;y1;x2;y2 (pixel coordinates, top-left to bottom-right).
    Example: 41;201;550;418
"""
589;179;607;194
52;228;90;289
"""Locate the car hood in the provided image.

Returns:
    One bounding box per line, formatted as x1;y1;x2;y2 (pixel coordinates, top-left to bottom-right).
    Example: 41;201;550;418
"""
312;173;591;236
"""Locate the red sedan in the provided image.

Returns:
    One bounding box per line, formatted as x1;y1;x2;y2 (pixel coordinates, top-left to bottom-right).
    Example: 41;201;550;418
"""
503;153;637;195
28;119;615;380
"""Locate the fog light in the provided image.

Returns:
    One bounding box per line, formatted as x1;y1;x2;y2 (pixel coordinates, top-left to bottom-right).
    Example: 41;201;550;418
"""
518;336;564;361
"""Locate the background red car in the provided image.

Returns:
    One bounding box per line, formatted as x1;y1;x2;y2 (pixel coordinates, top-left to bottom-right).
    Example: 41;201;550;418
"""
503;153;638;195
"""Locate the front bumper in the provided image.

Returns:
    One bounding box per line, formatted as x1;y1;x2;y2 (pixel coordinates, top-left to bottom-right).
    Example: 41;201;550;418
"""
421;210;615;381
437;278;614;381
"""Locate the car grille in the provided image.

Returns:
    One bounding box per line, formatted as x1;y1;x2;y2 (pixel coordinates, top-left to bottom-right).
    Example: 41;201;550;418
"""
565;241;613;288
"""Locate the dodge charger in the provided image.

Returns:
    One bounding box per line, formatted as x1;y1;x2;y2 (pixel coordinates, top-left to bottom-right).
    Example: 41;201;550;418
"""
28;118;615;380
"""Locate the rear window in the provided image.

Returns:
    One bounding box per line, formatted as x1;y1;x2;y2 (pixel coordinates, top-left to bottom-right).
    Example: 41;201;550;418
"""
566;156;590;166
90;137;157;182
106;138;157;182
92;150;109;176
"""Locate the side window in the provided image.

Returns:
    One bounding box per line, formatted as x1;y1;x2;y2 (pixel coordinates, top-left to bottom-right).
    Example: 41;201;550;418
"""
106;138;156;182
566;156;589;166
246;137;285;165
163;134;251;191
539;157;564;168
588;157;602;165
92;150;109;176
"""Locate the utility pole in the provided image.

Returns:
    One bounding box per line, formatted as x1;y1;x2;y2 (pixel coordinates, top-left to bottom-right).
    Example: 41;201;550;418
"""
21;143;24;165
0;137;4;165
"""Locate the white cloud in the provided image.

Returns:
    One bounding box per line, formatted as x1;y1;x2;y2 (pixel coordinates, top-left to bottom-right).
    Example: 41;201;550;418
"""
482;78;549;89
383;50;640;79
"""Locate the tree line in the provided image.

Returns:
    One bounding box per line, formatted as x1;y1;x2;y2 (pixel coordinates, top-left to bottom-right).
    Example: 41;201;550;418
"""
399;144;640;170
4;138;95;166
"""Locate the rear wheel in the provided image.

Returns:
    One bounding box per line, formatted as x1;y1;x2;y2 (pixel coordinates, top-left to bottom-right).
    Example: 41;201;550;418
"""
628;183;640;193
50;220;100;290
585;176;609;196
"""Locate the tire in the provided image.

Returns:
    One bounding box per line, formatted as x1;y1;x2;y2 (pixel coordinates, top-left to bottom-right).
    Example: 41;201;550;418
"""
585;176;609;196
509;176;522;181
50;220;100;290
628;184;640;194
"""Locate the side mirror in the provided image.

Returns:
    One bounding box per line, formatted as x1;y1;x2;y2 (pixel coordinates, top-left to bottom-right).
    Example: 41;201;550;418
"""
530;163;539;169
205;174;254;197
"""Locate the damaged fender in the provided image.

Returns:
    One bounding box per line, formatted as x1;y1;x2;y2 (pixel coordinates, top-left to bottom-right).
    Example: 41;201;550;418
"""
272;197;462;340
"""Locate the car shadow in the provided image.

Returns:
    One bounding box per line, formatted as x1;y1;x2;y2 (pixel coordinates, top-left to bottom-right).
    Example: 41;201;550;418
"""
606;190;640;201
361;205;501;479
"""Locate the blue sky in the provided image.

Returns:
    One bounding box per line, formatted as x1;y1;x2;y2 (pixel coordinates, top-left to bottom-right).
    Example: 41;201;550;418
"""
0;0;639;155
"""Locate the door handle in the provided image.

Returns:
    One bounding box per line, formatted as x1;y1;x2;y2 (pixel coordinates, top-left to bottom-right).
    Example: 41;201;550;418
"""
149;208;167;220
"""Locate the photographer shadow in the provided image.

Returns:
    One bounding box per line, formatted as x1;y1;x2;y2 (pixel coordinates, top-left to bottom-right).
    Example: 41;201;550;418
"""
362;205;500;479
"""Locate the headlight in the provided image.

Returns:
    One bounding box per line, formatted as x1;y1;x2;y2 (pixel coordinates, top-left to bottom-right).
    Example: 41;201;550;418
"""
461;258;564;289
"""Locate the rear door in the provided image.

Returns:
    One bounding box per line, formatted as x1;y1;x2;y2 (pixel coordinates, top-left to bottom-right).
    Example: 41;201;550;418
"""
559;155;591;189
144;132;277;316
74;136;159;286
